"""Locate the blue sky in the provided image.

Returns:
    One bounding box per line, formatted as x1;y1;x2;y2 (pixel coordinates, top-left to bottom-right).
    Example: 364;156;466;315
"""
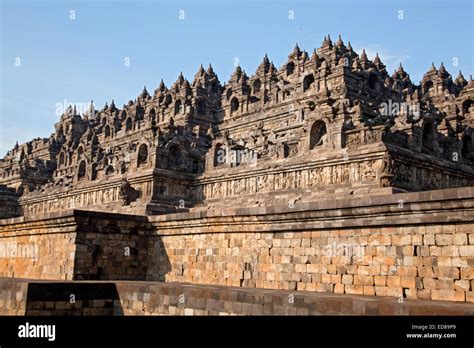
1;0;473;156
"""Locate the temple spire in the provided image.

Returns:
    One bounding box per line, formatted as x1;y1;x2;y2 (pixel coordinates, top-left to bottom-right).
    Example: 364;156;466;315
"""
455;70;467;87
374;53;381;65
327;34;332;45
178;71;184;84
207;63;214;74
293;43;301;56
141;85;149;97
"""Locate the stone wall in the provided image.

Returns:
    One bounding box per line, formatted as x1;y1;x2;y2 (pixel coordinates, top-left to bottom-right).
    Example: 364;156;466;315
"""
0;211;152;280
0;184;20;219
0;277;28;315
148;187;474;303
0;212;77;280
114;281;474;316
1;187;474;303
1;278;473;316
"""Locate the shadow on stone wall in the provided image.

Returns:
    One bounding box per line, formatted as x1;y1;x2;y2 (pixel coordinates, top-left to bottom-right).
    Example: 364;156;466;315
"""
25;282;124;315
70;210;171;282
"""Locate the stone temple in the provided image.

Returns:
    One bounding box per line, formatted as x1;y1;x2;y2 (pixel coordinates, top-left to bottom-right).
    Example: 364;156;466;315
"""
1;35;474;315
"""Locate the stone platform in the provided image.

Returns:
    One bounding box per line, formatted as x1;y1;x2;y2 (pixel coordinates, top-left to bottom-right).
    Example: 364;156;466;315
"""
1;278;473;316
1;187;474;306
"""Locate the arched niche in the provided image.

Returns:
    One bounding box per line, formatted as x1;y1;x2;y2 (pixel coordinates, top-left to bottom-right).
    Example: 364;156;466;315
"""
421;121;437;154
309;120;328;149
78;160;87;180
253;79;261;94
58;152;65;167
77;146;84;159
174;100;183;115
125;118;133;132
303;74;315;92
104;125;111;138
196;100;206;115
286;62;295;76
167;145;182;167
462;133;473;161
230;97;239;114
214;144;226;167
137;143;148;167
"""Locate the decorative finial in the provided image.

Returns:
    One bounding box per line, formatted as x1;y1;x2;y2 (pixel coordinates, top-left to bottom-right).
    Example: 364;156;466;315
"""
374;53;381;64
207;63;214;74
294;43;301;54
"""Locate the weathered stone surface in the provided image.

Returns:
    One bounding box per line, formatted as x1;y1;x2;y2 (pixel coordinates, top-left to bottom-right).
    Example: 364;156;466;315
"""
0;37;474;311
2;278;474;316
1;36;473;217
0;187;473;303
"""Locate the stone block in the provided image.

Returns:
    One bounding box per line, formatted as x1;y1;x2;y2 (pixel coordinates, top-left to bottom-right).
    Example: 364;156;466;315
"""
423;278;437;290
400;277;416;289
453;280;470;292
363;286;375;296
345;285;363;295
461;268;474;279
459;246;474;257
354;275;373;286
435;234;453;246
466;292;474;303
386;276;401;288
436;267;460;280
334;284;344;294
418;267;435;278
431;290;465;302
453;233;468;245
306;264;319;273
342;274;353;285
392;235;411;246
423;234;435;245
374;276;386;286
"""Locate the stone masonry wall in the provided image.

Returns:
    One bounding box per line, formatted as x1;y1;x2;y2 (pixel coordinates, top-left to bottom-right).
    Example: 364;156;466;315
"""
1;187;474;303
0;213;77;280
73;212;151;280
0;278;28;315
1;278;473;316
148;187;474;303
0;211;152;280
